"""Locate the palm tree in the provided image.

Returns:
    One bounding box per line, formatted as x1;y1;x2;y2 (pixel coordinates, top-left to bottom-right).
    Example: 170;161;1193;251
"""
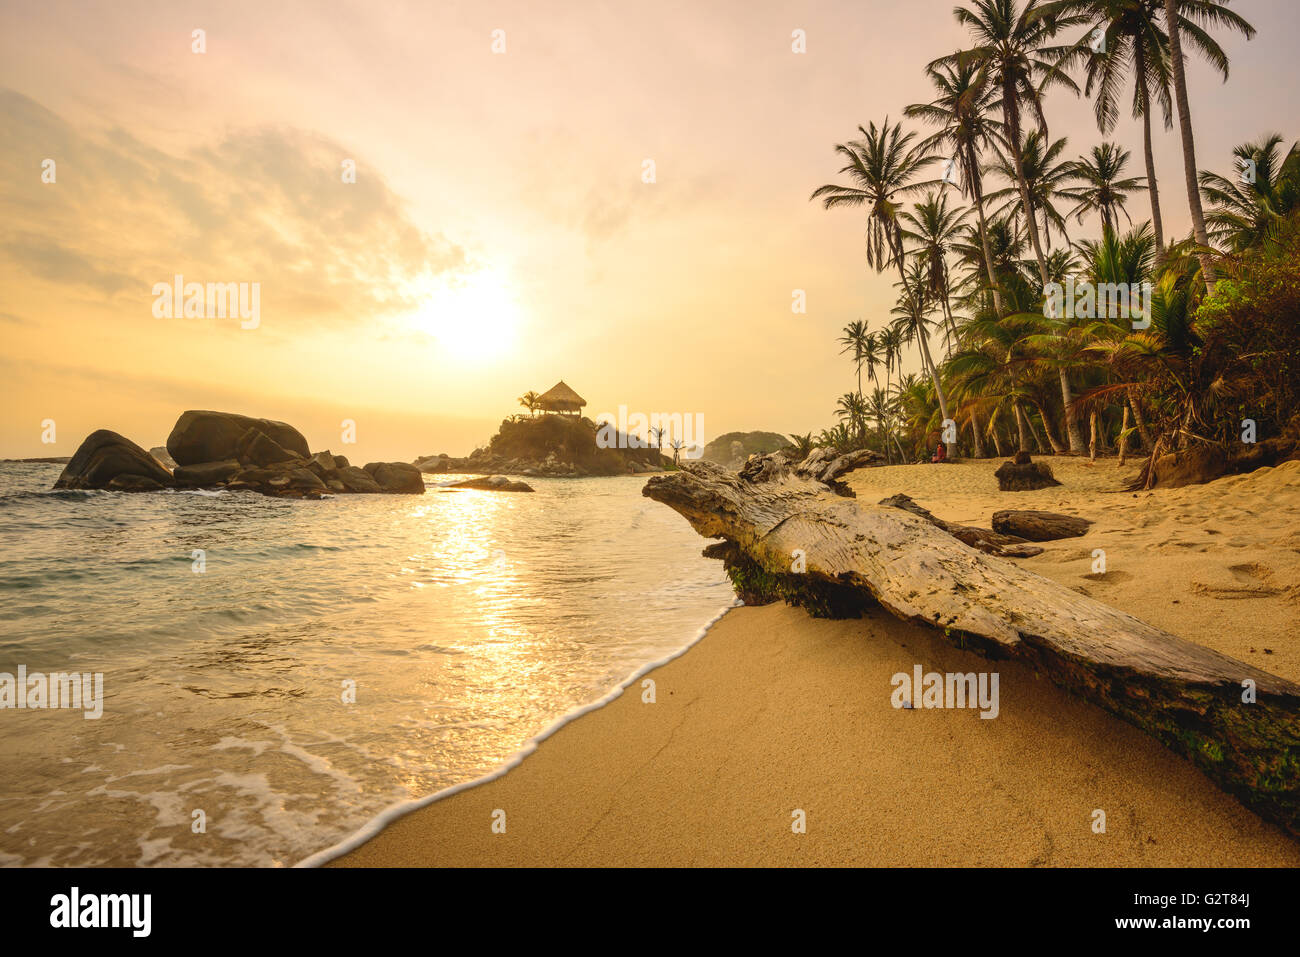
1047;0;1173;254
905;57;1008;315
787;433;815;458
837;320;872;396
986;130;1077;252
811;119;955;430
835;392;869;443
1160;0;1255;289
1200;135;1300;252
1061;142;1148;232
939;0;1089;286
890;262;952;435
648;425;666;450
517;391;541;416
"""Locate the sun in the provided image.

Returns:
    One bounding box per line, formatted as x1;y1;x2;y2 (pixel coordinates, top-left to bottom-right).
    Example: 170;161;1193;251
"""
410;268;522;360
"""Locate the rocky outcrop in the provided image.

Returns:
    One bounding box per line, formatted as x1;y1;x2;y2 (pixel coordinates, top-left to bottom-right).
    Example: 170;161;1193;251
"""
166;410;310;466
994;452;1062;491
415;414;672;479
53;431;174;491
54;413;424;499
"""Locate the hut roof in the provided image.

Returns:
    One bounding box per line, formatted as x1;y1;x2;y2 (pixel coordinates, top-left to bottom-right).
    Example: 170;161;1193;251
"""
537;381;587;408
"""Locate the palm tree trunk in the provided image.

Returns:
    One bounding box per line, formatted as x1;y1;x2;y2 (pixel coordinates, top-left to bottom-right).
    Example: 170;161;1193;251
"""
895;255;954;449
1058;367;1087;453
969;408;986;458
1005;99;1050;286
969;148;1006;317
1034;400;1068;454
1128;387;1153;450
1015;402;1034;452
1118;403;1131;466
1163;0;1216;292
1135;48;1166;259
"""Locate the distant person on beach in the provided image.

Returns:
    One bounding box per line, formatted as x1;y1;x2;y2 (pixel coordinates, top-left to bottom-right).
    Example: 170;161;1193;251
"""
931;441;946;464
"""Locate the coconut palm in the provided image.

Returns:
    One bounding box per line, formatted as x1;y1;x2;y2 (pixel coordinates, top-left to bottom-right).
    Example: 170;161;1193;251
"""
905;57;1009;314
1060;142;1148;232
1199;135;1300;252
985;130;1077;252
938;0;1089;286
835;392;869;443
517;391;541;416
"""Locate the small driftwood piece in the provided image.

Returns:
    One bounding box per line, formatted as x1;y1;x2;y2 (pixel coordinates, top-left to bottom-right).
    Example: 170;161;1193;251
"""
991;509;1093;542
878;493;1044;558
643;456;1300;837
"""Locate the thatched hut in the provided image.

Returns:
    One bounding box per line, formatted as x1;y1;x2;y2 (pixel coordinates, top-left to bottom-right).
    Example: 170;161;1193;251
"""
536;380;587;416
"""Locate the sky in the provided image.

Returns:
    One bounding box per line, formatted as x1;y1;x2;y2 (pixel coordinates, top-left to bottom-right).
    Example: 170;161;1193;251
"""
1;0;1294;461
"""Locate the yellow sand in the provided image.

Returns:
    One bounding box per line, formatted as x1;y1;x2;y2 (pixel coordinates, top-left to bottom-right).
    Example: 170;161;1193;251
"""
332;458;1300;867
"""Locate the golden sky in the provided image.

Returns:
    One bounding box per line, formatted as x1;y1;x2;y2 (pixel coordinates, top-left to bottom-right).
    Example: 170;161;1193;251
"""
2;0;1294;461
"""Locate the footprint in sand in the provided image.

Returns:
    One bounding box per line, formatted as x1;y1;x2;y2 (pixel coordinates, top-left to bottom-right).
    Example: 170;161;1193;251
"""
1083;569;1133;585
1191;563;1281;599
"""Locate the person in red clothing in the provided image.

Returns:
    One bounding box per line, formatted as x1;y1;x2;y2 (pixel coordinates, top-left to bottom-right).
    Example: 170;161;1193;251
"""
931;441;946;463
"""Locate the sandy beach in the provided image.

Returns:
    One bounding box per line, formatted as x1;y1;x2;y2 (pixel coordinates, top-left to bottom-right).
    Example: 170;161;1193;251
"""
330;457;1300;867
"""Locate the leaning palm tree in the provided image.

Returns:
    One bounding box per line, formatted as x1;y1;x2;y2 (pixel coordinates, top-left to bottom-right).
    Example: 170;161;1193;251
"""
905;56;1008;315
1060;142;1148;233
1159;0;1255;289
517;391;541;416
938;0;1089;286
1199;135;1300;252
811;118;954;429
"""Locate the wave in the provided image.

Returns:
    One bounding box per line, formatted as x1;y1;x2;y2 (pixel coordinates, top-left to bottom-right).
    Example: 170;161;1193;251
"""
293;599;740;867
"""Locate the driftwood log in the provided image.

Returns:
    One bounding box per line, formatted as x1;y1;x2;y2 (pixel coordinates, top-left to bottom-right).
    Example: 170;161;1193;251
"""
643;458;1300;837
878;493;1044;558
991;509;1093;542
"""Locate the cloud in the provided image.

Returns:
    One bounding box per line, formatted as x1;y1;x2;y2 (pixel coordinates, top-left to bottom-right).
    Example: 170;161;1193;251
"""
0;89;467;327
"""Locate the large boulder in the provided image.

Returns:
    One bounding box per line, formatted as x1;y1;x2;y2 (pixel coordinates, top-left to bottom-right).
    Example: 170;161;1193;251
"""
1151;445;1227;489
364;462;425;494
234;428;299;467
54;431;173;490
149;446;179;470
994;454;1062;491
337;465;382;493
166;411;310;466
173;459;241;487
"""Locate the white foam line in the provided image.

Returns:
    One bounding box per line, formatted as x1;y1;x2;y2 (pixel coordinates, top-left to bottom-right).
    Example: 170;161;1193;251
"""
294;600;740;867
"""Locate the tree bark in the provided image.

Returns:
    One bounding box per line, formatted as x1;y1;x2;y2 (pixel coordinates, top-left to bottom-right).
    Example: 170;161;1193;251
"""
1059;367;1087;453
1163;0;1216;291
1004;94;1051;287
1135;48;1166;261
644;459;1300;838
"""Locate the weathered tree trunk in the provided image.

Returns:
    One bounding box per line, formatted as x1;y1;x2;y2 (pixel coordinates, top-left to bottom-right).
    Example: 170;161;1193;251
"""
644;459;1300;838
1089;410;1100;462
1129;387;1153;450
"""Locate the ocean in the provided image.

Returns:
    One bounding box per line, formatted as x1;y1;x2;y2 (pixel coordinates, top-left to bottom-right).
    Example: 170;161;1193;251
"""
0;463;733;866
